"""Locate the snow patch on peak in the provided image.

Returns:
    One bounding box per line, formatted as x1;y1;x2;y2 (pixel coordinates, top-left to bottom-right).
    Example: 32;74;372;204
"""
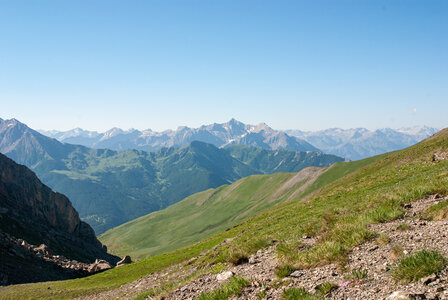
251;122;273;133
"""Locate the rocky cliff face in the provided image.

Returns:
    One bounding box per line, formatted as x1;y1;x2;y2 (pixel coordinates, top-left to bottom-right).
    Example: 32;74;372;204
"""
0;153;119;285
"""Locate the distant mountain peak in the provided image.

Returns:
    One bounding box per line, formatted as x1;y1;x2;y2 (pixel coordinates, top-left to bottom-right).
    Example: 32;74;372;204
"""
251;122;272;133
176;125;191;131
103;127;124;137
1;118;29;130
3;118;20;125
227;118;240;124
222;118;245;130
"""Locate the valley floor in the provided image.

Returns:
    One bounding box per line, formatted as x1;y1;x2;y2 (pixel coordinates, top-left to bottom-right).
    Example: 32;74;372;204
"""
76;195;448;300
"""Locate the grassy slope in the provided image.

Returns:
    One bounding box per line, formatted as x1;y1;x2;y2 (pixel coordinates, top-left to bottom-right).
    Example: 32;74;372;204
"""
100;171;313;258
2;129;446;299
300;153;389;196
100;154;384;259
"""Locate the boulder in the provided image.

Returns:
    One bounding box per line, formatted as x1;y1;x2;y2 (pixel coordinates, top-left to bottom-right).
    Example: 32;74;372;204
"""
420;274;437;285
35;244;53;256
290;270;303;278
216;271;234;281
87;259;112;273
116;255;132;267
386;291;411;300
248;256;258;264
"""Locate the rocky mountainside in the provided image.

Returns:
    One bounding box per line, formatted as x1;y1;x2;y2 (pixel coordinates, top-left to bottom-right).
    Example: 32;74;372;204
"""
286;126;438;160
39;118;318;152
0;153;119;285
0;118;343;234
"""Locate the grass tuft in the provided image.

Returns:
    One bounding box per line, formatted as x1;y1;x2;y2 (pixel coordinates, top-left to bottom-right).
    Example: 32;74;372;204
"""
390;243;404;260
315;281;338;295
376;234;390;246
133;289;157;300
222;238;271;265
368;202;404;223
198;276;249;300
282;287;318;300
275;264;296;278
392;250;446;282
423;200;448;221
352;269;368;280
345;268;368;281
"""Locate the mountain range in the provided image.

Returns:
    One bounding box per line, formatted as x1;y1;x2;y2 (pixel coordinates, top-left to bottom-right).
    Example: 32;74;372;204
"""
39;120;437;160
0;118;343;234
39;118;318;152
286;126;438;160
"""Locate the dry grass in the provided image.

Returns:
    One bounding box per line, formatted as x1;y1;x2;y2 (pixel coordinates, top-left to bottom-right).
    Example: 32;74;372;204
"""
376;234;390;246
390;243;404;260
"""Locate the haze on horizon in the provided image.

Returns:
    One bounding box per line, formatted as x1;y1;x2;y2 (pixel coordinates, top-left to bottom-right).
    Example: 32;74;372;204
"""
1;0;447;132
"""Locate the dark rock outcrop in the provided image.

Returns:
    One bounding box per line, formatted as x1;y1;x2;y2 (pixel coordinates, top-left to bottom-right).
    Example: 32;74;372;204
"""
116;255;132;267
0;153;119;285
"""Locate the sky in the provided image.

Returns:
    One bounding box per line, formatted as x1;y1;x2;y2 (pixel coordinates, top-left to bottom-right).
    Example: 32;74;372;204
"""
0;0;447;132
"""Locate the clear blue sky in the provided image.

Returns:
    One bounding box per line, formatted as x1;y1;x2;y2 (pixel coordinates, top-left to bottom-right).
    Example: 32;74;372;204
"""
1;0;447;131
